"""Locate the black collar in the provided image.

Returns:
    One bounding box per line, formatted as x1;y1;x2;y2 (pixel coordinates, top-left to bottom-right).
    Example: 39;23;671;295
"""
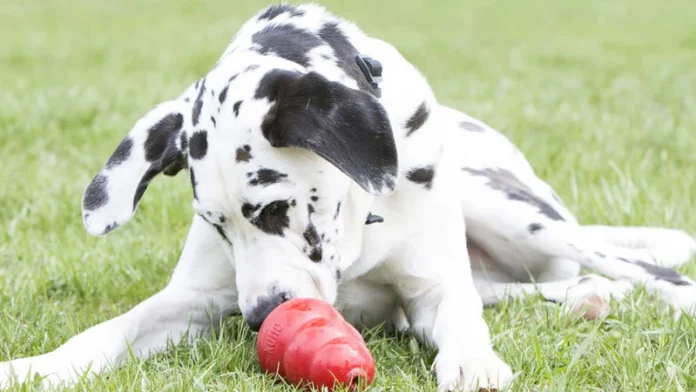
365;212;384;225
355;55;383;91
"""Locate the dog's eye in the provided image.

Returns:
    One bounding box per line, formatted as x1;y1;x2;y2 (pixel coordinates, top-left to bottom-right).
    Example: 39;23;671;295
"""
254;200;291;235
263;201;282;216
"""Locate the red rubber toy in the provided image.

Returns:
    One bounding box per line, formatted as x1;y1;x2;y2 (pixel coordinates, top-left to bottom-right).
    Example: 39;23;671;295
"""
256;298;375;391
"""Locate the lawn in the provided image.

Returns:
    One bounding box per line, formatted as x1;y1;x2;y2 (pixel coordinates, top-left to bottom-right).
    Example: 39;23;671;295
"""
1;0;696;390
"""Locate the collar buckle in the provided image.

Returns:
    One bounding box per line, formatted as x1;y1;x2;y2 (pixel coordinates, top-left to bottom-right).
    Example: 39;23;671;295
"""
355;55;383;89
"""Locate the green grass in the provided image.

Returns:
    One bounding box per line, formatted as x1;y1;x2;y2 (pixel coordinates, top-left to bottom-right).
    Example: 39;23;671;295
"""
2;0;696;390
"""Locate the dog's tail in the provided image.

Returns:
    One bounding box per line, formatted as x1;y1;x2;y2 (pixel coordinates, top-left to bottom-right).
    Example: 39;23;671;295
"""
581;225;696;268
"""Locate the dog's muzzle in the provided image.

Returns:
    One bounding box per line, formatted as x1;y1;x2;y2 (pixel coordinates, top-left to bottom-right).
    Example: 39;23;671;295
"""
245;291;293;332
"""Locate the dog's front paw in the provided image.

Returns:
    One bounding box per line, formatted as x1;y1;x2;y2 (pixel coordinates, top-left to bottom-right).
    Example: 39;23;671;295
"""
0;356;76;390
0;359;35;389
432;350;512;392
0;361;13;389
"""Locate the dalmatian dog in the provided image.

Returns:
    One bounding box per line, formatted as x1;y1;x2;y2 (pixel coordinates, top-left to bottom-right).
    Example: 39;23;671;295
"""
2;3;696;391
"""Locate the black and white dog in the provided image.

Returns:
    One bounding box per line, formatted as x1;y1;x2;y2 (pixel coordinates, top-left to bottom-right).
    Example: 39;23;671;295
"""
2;3;695;391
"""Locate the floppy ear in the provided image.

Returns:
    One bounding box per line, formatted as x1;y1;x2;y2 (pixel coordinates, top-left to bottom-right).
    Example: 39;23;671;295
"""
259;71;398;196
82;100;188;236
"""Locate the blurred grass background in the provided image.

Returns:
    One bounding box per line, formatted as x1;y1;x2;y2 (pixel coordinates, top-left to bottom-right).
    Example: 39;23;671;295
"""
1;0;696;390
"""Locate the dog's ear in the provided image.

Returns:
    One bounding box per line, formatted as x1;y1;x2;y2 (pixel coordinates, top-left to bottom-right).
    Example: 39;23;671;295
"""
259;71;398;196
82;100;188;236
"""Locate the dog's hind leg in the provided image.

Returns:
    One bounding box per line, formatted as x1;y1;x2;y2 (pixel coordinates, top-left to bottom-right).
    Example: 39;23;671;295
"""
0;215;238;389
470;242;631;319
475;272;632;320
581;225;696;268
460;165;696;316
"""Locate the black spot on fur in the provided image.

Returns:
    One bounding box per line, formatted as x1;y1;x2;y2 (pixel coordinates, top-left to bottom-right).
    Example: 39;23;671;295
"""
214;224;232;244
229;74;239;83
133;113;187;201
304;223;323;262
242;203;261;219
460;121;485;132
463;167;566;221
308;204;315;215
102;222;118;235
236;144;253;162
335;269;341;281
250;200;290;236
252;25;321;67
245;64;260;72
254;69;301;101
634;260;691;286
308;248;322;262
248;168;288;186
190;167;198;199
189;131;208;160
595;252;606;258
334;202;342;220
310;188;317;192
144;113;184;162
257;70;397;195
311;195;319;202
83;174;108;211
210;116;216;127
218;86;228;104
257;4;305;20
615;257;690;286
290;199;297;207
405;103;429;137
528;223;544;234
133;165;161;208
192;79;206;126
106;138;133;168
233;100;242;117
179;133;188;151
406;165;435;190
318;22;377;95
304;224;321;247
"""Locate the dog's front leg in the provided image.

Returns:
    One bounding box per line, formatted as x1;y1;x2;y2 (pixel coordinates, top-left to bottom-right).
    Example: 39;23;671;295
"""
388;210;512;392
0;215;238;389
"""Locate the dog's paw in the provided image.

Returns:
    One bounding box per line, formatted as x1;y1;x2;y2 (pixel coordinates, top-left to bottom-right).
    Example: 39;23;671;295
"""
0;359;36;389
0;356;77;390
653;279;696;318
642;229;696;268
0;361;13;389
432;350;512;392
562;275;633;320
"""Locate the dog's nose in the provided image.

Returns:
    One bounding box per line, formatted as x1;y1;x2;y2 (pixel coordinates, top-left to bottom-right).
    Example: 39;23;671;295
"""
245;292;292;332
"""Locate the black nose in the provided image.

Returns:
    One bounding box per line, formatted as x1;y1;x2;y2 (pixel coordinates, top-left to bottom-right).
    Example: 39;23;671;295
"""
245;292;291;332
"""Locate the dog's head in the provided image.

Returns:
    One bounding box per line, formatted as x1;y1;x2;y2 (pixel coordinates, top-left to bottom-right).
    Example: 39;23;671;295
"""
81;60;398;330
